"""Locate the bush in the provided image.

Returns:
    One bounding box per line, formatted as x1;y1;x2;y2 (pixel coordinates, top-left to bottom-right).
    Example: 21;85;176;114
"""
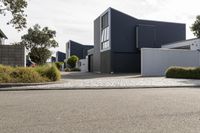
0;65;47;83
165;66;200;79
54;62;64;70
67;55;79;68
0;73;12;83
0;64;61;83
10;67;47;83
64;68;71;72
34;64;61;81
64;67;81;72
0;65;13;74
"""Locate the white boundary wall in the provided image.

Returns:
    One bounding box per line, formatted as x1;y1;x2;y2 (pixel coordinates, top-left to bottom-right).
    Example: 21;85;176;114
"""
141;48;200;76
78;59;88;72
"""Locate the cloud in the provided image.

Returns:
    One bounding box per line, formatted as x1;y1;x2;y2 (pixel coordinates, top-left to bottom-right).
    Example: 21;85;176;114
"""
1;0;199;53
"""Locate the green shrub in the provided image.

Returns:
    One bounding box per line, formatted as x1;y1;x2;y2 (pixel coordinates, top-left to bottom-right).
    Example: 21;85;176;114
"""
0;65;13;83
0;65;13;74
165;66;200;79
64;68;71;72
43;65;61;81
64;67;81;72
0;73;12;83
67;55;79;68
70;68;81;71
10;67;48;83
0;64;61;83
35;64;61;81
54;62;64;70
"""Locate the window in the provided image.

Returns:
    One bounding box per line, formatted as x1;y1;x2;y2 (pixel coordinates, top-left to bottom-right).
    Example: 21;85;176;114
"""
101;12;110;51
66;43;70;59
101;13;109;29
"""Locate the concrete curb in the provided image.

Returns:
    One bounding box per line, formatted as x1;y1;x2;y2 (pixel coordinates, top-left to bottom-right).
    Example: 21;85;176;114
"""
0;81;63;88
1;85;200;91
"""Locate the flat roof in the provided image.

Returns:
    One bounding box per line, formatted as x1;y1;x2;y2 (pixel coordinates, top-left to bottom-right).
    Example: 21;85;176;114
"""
96;7;185;25
162;38;200;49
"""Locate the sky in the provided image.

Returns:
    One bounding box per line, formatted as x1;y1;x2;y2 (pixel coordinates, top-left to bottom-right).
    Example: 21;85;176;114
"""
0;0;199;54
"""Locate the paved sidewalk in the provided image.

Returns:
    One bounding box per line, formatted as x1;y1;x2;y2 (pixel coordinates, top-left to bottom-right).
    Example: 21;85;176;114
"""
1;72;200;90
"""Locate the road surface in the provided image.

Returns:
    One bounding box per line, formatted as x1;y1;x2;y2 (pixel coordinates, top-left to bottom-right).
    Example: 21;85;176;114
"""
1;88;200;133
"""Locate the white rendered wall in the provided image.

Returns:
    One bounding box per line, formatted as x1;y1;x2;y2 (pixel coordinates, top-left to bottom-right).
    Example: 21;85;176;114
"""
141;48;200;76
78;59;88;72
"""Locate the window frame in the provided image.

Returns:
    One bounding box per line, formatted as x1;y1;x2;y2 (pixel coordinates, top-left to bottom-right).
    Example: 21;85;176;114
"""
100;10;111;52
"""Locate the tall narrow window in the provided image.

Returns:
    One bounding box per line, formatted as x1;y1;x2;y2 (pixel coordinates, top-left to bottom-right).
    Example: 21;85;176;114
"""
66;43;70;59
101;13;110;51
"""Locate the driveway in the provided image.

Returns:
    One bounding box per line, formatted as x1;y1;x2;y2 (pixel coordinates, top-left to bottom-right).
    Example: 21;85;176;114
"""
1;88;200;133
1;72;200;90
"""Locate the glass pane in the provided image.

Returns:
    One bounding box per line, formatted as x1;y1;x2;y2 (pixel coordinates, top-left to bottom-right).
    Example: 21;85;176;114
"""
106;27;109;41
101;13;109;29
101;29;104;42
104;29;107;42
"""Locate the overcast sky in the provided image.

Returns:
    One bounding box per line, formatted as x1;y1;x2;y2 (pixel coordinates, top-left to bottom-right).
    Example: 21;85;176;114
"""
0;0;199;53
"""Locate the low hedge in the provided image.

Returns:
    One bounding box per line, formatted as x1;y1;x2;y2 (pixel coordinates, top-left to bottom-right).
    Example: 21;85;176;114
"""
165;66;200;79
54;62;64;70
34;64;61;81
0;64;61;83
64;67;81;72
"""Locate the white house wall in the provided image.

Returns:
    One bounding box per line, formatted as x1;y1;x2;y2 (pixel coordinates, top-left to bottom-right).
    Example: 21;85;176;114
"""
141;48;200;76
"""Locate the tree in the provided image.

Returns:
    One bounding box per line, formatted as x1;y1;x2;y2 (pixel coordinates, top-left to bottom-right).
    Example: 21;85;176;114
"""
67;55;79;68
191;15;200;38
29;47;51;65
20;24;58;50
0;0;28;30
19;24;59;65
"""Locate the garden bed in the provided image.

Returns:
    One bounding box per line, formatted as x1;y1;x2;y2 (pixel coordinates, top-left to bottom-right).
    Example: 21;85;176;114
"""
0;64;61;83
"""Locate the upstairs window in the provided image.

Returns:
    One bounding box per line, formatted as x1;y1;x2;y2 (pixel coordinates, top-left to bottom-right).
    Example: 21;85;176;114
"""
101;13;109;29
101;13;110;51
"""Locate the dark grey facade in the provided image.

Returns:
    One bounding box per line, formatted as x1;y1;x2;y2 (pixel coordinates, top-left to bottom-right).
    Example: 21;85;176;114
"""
51;56;56;62
66;40;93;60
90;7;186;73
56;51;66;62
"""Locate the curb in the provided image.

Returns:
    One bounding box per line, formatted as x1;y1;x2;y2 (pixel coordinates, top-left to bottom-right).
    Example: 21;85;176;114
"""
0;81;63;89
1;85;200;91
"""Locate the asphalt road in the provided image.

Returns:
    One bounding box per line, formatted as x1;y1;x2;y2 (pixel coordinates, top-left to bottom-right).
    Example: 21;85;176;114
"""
1;88;200;133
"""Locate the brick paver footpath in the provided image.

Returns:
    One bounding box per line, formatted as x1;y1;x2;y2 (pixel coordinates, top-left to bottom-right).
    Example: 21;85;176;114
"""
1;72;200;90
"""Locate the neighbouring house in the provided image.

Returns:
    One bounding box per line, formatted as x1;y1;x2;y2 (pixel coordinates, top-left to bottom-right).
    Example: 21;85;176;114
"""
66;40;93;60
56;51;66;62
141;38;200;76
51;56;56;62
0;29;26;67
88;7;186;73
0;29;7;45
66;40;93;71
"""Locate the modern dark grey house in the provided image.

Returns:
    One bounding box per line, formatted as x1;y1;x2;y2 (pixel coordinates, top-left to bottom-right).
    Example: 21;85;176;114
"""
66;40;93;60
56;51;66;62
51;56;56;62
88;7;186;73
